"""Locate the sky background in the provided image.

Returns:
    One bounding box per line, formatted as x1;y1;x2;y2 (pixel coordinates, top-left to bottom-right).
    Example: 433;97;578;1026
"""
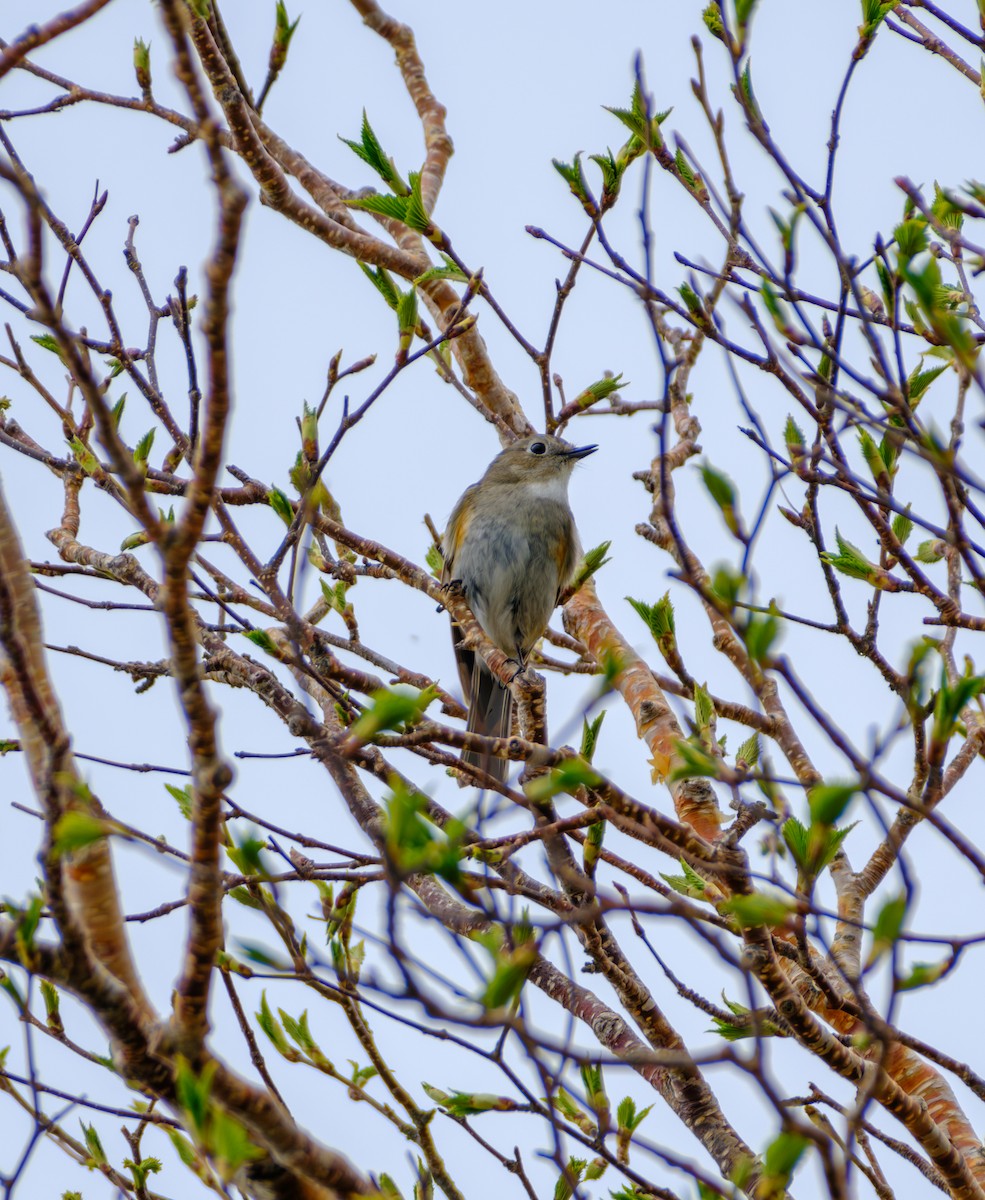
1;2;983;1197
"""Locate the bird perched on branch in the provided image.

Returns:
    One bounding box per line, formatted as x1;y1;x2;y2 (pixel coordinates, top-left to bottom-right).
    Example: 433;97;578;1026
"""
442;433;597;783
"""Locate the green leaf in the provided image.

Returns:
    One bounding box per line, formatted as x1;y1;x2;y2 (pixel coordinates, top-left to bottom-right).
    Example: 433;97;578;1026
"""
52;810;111;855
709;563;746;613
340;110;408;194
255;991;293;1057
580;711;606;763
69;436;99;476
124;1155;162;1191
39;978;60;1022
808;782;857;825
404;172;432;234
31;333;64;360
896;957;952;991
759;279;789;331
424;542;443;577
674;147;697;189
133;426;155;466
579;1061;609;1132
479;936;536;1010
615;1096;652;1134
422;1083;518;1116
931;182;963;231
781;815;809;863
660;870;704;900
382;782;464;884
235;940;291;969
349;685;437;741
588;149;623;198
273;0;301;50
702;2;725;40
745;614;779;664
165;782;192;819
553;1157;587;1200
762;1131;808;1191
669;738;719;781
396;284;418;334
553;153;593;208
693;682;713;733
784;414;805;457
710;1001;782;1042
414;253;468;287
626;593;674;642
243;628;280;656
583;817;604;876
111;393;127;429
932;668;985;743
572;540;611;589
211;1110;264;1174
319;578;349;616
569;372;626;411
867;893;907;965
860;0;896;36
906;362;948;404
735;0;759;27
736;733;759;769
11;894;43;962
227;828;271;880
279;1008;319;1056
721;892;794;929
893;217;929;264
737;59;761;121
167;1129;200;1168
857;427;886;484
820;528;876;582
80;1120;107;1166
892;506;913;546
524;757;601;804
915;538;945;564
359;262;401;309
347;191;410;223
604;81;670;150
783;815;856;883
268;486;294;526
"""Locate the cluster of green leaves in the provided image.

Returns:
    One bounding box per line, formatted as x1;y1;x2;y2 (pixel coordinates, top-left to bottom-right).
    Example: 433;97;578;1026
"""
571;539;613;591
342;113;436;238
382;778;464;886
552;1154;607;1200
349;684;437;742
781;782;857;894
173;1059;265;1182
256;992;338;1070
930;665;985;760
554;81;670;212
523;755;601;806
470;916;536;1010
709;993;783;1042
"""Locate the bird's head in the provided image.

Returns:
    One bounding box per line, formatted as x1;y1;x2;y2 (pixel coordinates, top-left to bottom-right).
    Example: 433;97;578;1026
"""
481;434;597;490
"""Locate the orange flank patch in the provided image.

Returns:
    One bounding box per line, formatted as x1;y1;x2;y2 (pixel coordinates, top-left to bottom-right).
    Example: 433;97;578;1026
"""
552;529;573;582
446;504;473;566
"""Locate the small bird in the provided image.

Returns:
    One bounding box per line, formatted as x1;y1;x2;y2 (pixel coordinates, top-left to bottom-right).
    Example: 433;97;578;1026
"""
442;433;597;782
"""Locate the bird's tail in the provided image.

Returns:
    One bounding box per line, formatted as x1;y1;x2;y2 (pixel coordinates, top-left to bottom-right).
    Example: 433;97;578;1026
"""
463;656;513;783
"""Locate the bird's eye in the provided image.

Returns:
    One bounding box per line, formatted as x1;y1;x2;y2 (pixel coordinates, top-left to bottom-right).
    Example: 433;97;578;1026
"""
529;441;547;455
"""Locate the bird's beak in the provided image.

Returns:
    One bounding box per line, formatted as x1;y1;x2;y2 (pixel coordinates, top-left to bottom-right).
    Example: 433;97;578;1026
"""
565;444;598;460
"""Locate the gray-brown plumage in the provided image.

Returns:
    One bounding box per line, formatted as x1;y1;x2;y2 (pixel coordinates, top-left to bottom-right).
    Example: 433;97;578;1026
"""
442;434;596;782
